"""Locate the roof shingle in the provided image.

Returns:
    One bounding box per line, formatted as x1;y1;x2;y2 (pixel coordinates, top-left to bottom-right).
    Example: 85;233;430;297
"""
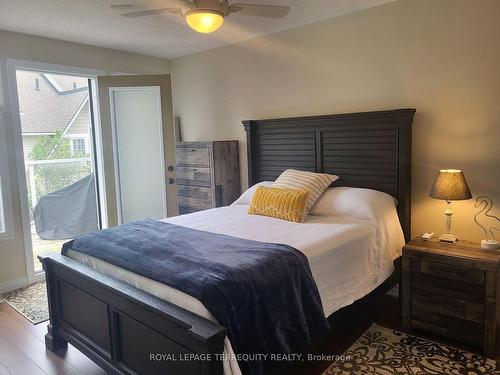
17;70;88;134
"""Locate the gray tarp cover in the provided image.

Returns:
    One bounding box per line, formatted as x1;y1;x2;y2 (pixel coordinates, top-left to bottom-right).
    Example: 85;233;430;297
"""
33;173;98;240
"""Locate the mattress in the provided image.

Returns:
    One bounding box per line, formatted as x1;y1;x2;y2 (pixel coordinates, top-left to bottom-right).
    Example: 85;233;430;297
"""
66;204;404;375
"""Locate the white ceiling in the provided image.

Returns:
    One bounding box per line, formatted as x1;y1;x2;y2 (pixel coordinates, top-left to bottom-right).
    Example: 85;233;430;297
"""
0;0;396;59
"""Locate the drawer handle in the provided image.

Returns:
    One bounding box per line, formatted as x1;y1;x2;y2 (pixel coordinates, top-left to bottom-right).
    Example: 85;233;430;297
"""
191;149;196;152
193;168;197;171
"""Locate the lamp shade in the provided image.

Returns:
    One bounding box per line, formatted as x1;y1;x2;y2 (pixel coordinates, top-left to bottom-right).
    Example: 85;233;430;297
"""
185;10;224;33
429;169;472;201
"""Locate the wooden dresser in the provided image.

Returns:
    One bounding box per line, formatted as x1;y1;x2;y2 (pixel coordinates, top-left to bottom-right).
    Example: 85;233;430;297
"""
176;141;240;215
402;238;500;359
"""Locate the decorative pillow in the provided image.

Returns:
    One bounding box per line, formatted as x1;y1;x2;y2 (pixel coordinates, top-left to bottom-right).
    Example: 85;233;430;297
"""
231;181;273;205
248;186;310;223
272;169;338;215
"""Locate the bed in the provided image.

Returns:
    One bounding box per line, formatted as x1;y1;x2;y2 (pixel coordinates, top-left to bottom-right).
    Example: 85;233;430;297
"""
39;108;415;375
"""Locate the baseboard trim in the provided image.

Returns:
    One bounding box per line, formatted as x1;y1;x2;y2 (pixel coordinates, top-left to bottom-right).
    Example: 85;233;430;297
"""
0;277;28;294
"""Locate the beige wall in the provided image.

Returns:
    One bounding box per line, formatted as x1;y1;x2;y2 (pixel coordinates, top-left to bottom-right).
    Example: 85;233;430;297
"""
171;0;500;244
0;30;169;286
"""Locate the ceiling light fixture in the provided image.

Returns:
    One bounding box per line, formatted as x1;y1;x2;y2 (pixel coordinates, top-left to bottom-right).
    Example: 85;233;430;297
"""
115;1;290;35
185;10;224;33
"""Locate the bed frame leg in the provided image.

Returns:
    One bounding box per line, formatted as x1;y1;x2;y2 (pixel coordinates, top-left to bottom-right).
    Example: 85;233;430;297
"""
45;324;67;352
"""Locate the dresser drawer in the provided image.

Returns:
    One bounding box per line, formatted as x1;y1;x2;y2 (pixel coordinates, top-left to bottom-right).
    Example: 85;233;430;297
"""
413;259;485;285
176;167;212;187
178;206;199;215
176;147;210;167
178;186;213;212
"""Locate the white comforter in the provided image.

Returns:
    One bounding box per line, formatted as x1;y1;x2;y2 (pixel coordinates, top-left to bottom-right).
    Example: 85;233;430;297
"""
67;204;404;375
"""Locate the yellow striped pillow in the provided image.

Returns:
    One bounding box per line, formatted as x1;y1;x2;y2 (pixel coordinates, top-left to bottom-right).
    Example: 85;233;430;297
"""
248;186;310;223
272;169;338;215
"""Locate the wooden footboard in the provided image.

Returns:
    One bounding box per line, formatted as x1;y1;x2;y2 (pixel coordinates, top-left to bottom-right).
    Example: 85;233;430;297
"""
39;253;226;375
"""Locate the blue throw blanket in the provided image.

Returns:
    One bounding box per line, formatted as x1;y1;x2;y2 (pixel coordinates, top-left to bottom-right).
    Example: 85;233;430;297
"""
62;219;329;374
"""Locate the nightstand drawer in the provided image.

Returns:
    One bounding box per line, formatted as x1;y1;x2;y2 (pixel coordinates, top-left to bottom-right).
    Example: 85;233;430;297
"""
411;305;483;339
411;293;484;323
414;259;485;285
412;272;484;304
410;320;483;347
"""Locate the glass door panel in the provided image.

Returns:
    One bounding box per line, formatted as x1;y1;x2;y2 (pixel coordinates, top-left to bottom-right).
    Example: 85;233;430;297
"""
15;69;100;272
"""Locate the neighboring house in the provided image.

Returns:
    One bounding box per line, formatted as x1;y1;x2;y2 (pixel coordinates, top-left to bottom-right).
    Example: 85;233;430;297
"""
17;70;91;160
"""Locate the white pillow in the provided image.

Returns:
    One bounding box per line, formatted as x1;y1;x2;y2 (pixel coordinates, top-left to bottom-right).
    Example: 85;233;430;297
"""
310;187;398;222
231;181;273;205
311;187;405;259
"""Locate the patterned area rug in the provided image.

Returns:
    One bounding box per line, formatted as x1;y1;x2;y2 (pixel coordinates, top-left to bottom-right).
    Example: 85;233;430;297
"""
323;324;500;374
1;282;49;324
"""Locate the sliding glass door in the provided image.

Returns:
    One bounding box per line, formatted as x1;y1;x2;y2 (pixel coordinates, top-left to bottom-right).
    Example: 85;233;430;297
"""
7;60;105;280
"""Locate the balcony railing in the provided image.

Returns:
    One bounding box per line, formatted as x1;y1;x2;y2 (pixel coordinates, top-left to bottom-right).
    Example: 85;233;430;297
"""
25;157;92;212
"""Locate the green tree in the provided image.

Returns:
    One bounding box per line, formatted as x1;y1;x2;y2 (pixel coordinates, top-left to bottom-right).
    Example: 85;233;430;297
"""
29;130;72;160
28;131;92;212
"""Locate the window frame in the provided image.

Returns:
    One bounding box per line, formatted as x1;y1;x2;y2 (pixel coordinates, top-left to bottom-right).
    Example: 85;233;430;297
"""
70;136;88;155
0;111;15;241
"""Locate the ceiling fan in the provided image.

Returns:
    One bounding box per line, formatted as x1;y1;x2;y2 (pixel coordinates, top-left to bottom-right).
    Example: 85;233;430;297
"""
112;0;290;34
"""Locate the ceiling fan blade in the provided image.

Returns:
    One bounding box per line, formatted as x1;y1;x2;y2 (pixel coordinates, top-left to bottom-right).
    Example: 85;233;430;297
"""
228;3;290;18
111;4;137;10
121;8;182;17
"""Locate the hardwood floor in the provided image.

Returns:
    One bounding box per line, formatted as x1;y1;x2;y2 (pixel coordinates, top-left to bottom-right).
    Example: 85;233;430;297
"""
0;292;479;375
0;301;106;375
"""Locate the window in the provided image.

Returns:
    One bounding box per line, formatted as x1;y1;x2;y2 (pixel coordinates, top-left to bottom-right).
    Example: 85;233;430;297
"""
71;138;87;155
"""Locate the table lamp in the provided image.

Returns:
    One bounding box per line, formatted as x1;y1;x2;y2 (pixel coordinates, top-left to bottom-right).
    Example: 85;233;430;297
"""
429;169;472;243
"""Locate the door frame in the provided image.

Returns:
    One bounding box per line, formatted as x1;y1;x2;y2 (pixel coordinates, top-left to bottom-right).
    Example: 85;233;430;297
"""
108;86;167;224
0;111;15;242
96;74;177;227
6;58;106;283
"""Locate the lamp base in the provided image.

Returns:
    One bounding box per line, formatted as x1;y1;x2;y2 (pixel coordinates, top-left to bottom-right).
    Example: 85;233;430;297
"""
438;233;457;243
481;239;500;250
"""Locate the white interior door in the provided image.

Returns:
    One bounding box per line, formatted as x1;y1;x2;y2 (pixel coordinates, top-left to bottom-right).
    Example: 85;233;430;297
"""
109;87;166;224
97;74;177;227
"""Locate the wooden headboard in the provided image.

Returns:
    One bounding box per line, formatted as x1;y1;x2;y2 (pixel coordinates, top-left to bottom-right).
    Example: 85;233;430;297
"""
243;108;415;241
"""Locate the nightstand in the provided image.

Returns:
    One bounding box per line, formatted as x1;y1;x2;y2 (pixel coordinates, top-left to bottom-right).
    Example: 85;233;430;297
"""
402;238;500;360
